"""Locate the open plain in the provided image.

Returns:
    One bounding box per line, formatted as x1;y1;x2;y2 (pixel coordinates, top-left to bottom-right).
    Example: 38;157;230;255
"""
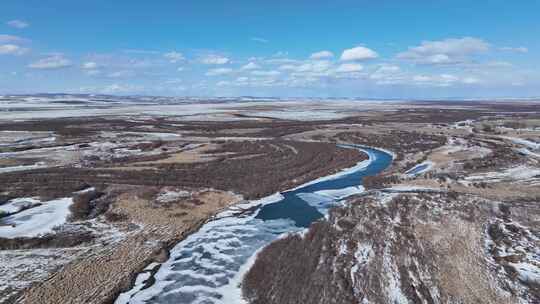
0;95;539;304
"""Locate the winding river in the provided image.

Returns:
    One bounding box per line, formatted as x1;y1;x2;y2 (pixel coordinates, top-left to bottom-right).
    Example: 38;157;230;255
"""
116;146;393;304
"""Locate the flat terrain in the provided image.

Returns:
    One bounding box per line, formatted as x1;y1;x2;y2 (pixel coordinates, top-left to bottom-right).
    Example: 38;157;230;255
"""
0;95;539;304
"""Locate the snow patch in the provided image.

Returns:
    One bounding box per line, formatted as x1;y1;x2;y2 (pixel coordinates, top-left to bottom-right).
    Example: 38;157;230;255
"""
155;190;190;203
405;161;434;177
0;163;48;173
0;198;73;238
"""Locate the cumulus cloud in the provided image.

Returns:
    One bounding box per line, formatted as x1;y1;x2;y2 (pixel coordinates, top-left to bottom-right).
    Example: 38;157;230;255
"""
28;54;72;69
462;77;481;84
199;54;230;65
310;50;334;59
217;76;281;88
279;60;332;74
101;84;142;94
205;67;233;76
164;78;183;85
500;46;528;53
163;51;185;63
85;70;101;76
6;20;29;29
336;63;363;73
107;70;135;78
410;73;480;87
340;46;378;61
0;44;28;55
265;57;300;65
485;61;513;68
251;70;281;76
80;83;144;94
241;62;260;70
369;65;401;80
81;62;98;69
397;37;489;64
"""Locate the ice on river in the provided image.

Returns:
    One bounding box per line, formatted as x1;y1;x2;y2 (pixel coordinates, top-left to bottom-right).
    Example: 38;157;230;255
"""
115;147;392;304
115;210;299;304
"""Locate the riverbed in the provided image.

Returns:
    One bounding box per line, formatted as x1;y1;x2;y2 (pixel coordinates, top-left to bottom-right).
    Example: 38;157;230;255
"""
115;146;393;304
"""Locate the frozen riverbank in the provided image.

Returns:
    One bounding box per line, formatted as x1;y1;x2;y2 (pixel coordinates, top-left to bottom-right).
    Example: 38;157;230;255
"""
115;146;392;304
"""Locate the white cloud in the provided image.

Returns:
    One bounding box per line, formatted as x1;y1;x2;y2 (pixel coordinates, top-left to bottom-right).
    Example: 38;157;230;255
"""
251;70;281;76
462;77;480;84
0;34;29;44
81;62;98;69
265;57;300;65
370;65;402;82
397;37;489;64
377;65;400;73
413;75;434;83
164;78;183;84
440;74;459;83
6;20;29;29
80;83;144;94
278;64;296;71
241;62;260;70
177;67;185;72
102;84;142;94
310;50;334;59
485;61;513;68
280;60;332;73
199;54;230;65
218;76;281;88
28;55;72;69
107;70;135;78
500;46;528;53
340;46;378;61
0;44;28;55
205;67;233;76
216;80;231;87
164;51;185;63
336;63;363;73
85;70;101;76
410;73;480;87
251;37;269;43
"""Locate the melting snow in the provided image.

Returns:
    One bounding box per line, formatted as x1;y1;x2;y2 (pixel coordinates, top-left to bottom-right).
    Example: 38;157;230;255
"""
0;163;48;173
405;161;433;177
155;190;190;203
0;198;73;238
502;136;540;150
0;198;41;214
465;165;540;182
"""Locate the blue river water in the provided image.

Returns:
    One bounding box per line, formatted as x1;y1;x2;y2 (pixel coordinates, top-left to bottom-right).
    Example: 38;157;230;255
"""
115;146;392;304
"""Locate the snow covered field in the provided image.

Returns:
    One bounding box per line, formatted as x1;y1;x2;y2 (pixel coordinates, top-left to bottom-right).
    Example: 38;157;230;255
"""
0;198;73;238
464;165;540;183
0;198;41;215
0;95;416;122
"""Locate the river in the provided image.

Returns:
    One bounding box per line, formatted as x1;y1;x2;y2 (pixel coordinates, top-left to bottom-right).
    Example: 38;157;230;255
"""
115;146;393;304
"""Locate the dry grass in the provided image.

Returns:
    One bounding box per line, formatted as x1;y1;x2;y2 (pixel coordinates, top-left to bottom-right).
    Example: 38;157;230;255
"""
18;186;241;304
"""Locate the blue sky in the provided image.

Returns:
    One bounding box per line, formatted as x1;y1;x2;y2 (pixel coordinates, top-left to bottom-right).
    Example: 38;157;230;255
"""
1;0;539;98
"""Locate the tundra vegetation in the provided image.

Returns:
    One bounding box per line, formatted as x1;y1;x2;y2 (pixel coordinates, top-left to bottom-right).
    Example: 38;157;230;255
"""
0;97;539;304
